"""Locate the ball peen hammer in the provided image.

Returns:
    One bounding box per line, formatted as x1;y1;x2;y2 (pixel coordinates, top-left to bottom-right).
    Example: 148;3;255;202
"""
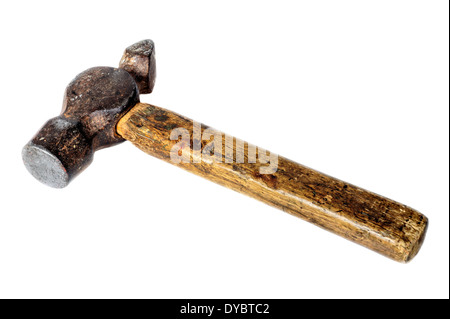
22;39;428;263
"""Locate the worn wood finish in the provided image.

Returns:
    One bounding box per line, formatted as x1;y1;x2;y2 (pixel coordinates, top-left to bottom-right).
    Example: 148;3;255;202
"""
117;103;428;262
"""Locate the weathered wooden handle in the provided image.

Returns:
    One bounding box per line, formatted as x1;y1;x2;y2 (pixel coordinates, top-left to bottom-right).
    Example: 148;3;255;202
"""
117;103;428;262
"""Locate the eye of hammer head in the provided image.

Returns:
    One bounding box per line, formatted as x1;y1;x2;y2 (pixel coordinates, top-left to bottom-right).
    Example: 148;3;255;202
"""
22;40;156;188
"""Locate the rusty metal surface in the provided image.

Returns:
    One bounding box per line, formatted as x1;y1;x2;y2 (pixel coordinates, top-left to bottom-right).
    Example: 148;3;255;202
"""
22;67;139;187
23;39;155;188
119;39;156;94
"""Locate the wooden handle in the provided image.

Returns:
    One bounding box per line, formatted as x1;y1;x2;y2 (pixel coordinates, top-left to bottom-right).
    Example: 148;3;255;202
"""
117;103;428;262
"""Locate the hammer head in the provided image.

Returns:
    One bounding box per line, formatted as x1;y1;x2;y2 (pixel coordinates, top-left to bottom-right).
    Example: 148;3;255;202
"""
23;67;140;188
23;40;156;188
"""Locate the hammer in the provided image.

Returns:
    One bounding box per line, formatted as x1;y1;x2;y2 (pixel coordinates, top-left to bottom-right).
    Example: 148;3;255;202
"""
22;39;428;263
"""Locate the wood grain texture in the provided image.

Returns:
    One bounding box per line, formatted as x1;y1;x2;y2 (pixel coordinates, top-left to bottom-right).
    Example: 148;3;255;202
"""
117;103;428;262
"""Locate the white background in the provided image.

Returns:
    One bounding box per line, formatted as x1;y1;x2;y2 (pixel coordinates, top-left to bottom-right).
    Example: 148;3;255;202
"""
0;1;448;299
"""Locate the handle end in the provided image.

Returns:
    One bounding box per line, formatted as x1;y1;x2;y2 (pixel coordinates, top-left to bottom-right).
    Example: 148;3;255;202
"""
403;215;428;263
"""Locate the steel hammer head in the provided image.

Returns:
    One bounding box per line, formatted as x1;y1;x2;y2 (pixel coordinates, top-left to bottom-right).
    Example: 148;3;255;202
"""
22;40;156;188
119;39;156;94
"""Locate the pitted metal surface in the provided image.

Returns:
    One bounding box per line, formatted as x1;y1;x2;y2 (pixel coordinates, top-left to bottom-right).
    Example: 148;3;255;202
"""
22;142;69;188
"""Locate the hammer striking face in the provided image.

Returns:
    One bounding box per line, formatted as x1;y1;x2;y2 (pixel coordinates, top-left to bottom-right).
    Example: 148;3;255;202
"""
22;39;428;263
